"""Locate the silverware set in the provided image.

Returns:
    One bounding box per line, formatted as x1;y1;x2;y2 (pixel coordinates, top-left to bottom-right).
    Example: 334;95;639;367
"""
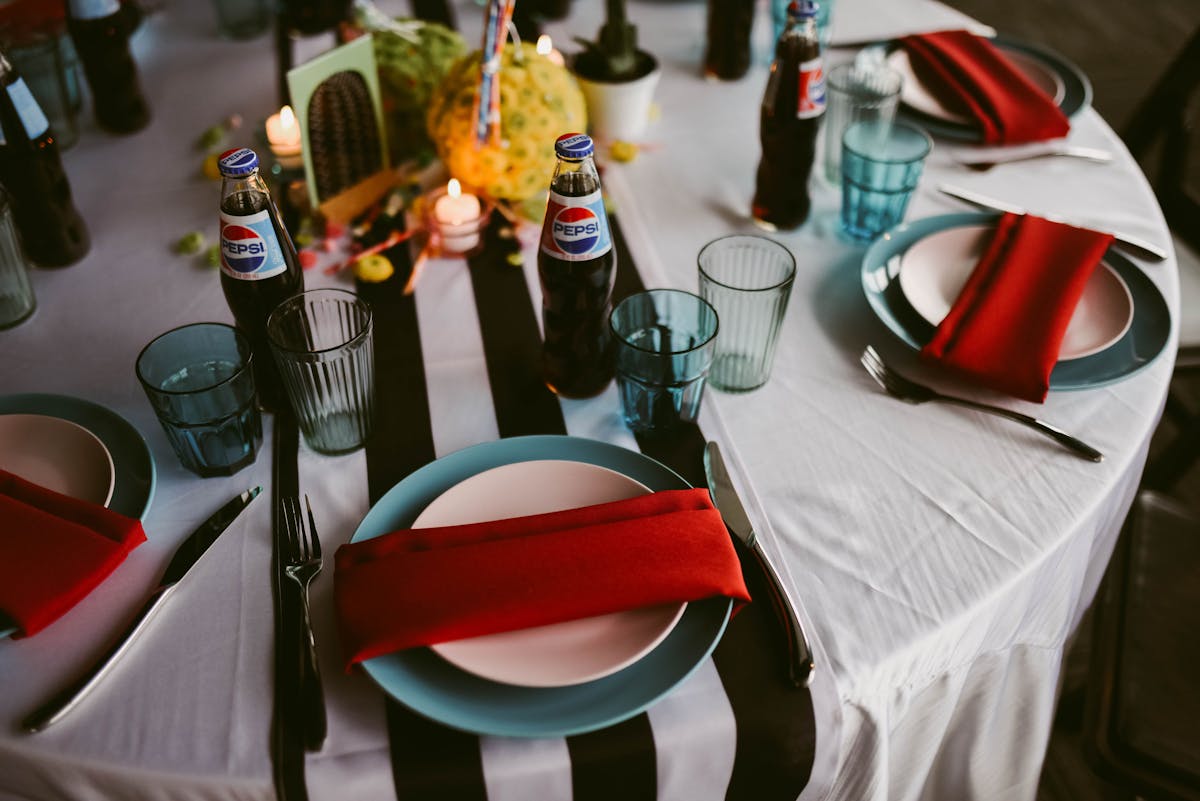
860;346;1104;462
937;183;1169;261
22;487;261;733
954;144;1113;171
280;494;326;751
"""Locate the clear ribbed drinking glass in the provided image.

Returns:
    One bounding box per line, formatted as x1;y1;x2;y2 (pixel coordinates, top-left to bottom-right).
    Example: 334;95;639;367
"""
822;62;903;184
267;288;375;454
698;235;796;392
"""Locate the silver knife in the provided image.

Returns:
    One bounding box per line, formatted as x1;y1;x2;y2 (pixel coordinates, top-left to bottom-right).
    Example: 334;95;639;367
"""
22;487;262;733
703;442;814;688
937;183;1169;262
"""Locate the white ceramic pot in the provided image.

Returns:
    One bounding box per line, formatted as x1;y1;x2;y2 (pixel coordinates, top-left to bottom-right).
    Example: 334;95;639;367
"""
573;55;661;143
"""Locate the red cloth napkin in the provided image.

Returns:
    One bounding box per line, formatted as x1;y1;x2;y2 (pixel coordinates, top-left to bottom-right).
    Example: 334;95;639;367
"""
0;469;146;637
921;213;1114;402
900;31;1071;144
334;488;751;670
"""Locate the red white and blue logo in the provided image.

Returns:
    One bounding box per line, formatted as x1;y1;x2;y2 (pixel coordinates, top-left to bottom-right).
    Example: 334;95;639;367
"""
552;206;603;255
221;223;269;273
540;190;612;262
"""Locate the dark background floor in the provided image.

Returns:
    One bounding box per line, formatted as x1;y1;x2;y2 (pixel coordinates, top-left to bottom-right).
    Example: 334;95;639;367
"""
933;3;1200;798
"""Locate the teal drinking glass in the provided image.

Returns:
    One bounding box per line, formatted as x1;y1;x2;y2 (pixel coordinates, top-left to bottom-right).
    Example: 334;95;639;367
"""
841;121;932;242
610;289;719;433
136;323;262;477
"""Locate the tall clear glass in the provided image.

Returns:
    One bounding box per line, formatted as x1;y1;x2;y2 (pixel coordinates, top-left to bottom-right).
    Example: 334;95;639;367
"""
0;186;36;329
698;235;796;392
822;62;903;184
267;288;375;454
7;33;79;149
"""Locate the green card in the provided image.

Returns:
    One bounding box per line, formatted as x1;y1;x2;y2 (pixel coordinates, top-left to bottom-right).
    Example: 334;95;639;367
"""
287;34;389;208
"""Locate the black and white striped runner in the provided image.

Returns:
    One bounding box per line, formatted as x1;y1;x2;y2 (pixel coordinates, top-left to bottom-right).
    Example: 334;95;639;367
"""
311;214;817;800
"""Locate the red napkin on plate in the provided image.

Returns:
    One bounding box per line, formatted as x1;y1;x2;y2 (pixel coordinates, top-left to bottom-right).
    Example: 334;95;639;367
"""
334;488;751;670
900;30;1071;144
0;469;146;637
921;213;1114;402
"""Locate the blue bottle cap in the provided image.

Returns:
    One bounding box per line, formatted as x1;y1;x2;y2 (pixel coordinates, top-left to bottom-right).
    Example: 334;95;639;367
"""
554;133;594;160
790;0;819;18
217;147;260;177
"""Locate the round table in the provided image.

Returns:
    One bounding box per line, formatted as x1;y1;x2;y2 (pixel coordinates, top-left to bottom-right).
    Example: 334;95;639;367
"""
0;1;1178;800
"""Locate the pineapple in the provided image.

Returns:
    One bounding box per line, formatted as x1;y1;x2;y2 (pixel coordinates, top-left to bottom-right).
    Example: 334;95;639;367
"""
368;18;466;163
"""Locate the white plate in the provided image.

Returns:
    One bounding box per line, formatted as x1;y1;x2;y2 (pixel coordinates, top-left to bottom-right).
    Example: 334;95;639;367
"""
886;47;1065;125
898;224;1135;361
0;414;115;507
414;459;688;689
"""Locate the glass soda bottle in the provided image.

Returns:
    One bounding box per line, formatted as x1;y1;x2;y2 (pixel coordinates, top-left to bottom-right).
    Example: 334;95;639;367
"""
217;147;304;411
66;0;149;134
538;133;617;399
0;49;90;267
751;0;825;230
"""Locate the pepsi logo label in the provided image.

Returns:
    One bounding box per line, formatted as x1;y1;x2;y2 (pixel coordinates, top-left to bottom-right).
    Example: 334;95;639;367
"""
540;190;612;262
796;57;826;119
219;210;287;281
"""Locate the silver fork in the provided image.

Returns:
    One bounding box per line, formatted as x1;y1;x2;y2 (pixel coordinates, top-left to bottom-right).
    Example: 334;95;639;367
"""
282;494;327;751
860;346;1104;462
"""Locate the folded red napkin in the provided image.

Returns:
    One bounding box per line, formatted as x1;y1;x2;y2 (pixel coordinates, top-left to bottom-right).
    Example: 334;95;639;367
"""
0;469;146;637
900;31;1071;144
921;213;1114;402
334;488;751;670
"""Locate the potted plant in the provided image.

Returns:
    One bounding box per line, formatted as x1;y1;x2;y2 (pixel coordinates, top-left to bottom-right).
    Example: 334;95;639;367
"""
570;0;661;143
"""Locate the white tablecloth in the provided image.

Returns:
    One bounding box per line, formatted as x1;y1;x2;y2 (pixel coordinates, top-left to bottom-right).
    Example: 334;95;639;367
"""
0;1;1179;800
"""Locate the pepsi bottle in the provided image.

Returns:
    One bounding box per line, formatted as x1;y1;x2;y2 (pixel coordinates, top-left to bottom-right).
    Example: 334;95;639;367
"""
751;0;824;230
67;0;149;134
0;49;90;267
217;147;304;411
538;133;616;399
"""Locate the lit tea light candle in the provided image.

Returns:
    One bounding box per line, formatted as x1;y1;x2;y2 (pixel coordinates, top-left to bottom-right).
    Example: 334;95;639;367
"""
430;179;487;254
536;34;565;67
265;105;302;159
434;179;482;226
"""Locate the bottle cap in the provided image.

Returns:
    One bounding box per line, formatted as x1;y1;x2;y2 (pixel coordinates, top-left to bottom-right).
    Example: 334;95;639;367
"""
554;133;594;160
217;147;260;178
791;0;819;18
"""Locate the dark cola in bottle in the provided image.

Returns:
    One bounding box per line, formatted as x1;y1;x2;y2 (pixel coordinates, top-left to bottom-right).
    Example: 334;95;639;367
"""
0;49;90;267
67;0;150;134
217;147;304;411
751;0;825;230
538;133;617;399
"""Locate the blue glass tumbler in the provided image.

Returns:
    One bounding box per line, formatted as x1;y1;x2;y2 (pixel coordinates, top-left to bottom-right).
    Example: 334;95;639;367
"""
136;323;262;477
610;289;719;433
841;121;932;242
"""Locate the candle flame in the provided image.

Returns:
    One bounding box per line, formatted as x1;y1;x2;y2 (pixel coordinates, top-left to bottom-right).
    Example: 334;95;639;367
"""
447;178;462;199
280;105;296;129
536;35;553;57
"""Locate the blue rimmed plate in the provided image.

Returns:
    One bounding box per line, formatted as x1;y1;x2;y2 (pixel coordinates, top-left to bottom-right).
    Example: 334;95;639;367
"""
0;393;156;639
351;435;733;738
885;36;1092;142
861;212;1172;390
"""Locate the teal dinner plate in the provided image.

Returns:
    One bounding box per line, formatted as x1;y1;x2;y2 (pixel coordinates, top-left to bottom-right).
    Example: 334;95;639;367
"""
861;213;1172;390
0;393;156;639
892;36;1092;142
351;435;733;738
